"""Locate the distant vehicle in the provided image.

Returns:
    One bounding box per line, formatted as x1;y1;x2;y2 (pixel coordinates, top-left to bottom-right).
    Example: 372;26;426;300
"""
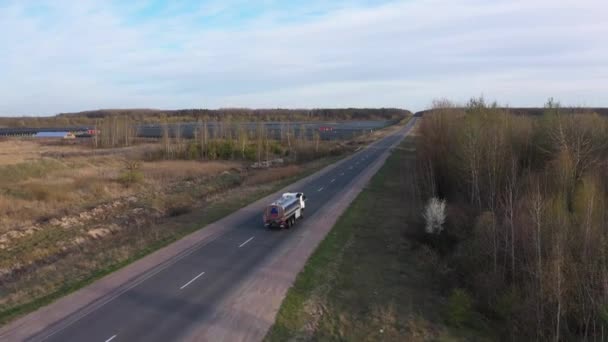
73;129;100;138
318;126;333;132
263;192;306;229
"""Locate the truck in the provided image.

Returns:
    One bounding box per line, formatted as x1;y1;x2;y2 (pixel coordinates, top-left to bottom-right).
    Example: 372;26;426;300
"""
263;192;306;229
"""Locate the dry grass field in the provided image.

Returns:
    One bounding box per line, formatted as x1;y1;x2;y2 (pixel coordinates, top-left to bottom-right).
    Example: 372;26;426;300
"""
0;139;239;236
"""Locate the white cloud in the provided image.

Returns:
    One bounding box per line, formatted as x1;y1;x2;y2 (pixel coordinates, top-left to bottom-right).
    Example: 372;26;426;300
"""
0;0;607;116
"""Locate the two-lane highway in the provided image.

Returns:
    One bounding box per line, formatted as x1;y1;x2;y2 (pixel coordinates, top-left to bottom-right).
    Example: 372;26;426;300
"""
0;118;416;342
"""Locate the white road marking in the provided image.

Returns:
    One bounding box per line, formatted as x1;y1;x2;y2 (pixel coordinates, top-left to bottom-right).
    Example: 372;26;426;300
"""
317;187;324;192
180;271;206;290
330;179;336;183
239;236;255;248
37;235;217;341
105;335;117;342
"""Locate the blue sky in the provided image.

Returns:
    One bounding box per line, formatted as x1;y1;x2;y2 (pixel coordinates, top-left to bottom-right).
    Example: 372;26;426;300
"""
0;0;607;116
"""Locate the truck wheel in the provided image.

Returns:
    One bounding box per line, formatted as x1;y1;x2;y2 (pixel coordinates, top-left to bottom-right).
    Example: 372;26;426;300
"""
291;217;296;227
285;218;291;229
300;209;304;219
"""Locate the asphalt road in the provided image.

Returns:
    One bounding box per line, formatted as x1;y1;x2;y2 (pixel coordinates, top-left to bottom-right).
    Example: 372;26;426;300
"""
2;118;416;342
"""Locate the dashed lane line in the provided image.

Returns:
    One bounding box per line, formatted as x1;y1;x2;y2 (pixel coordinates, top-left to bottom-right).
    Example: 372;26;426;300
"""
239;237;254;248
180;271;206;290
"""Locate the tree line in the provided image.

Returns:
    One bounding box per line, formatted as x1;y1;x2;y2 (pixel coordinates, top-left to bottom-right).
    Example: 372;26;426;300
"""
92;115;345;164
416;98;608;340
0;108;410;128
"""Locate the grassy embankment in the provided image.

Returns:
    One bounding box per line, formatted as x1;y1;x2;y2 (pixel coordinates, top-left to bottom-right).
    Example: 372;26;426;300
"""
266;133;493;341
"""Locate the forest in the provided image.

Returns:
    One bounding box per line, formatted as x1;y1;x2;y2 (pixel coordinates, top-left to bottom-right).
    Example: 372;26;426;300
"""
0;108;410;128
416;98;608;340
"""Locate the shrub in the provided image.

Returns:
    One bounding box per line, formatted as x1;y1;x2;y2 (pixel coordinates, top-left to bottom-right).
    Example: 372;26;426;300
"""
446;288;472;327
166;204;193;217
118;160;144;187
422;197;446;234
118;171;143;187
217;140;234;159
495;286;520;322
270;141;284;155
186;141;200;160
243;145;257;161
214;172;242;189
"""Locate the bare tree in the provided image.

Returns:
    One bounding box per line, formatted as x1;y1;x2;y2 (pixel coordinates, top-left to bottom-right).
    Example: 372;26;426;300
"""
530;181;545;338
423;197;446;234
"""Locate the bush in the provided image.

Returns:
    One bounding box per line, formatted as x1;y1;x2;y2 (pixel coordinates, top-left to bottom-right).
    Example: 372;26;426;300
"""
495;286;520;322
243;145;257;161
186;141;200;160
118;170;143;187
215;172;242;189
166;204;193;217
217;140;234;159
446;288;472;327
422;197;446;234
270;141;284;155
118;160;144;187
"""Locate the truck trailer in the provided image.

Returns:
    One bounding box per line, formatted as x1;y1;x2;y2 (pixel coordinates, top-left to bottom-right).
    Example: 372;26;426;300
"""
263;192;306;229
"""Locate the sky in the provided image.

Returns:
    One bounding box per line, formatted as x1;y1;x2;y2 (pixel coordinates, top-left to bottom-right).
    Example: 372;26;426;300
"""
0;0;607;116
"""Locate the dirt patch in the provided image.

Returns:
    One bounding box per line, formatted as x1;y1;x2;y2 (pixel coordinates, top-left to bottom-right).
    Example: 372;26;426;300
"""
142;160;241;182
87;228;111;239
244;165;302;186
0;140;82;166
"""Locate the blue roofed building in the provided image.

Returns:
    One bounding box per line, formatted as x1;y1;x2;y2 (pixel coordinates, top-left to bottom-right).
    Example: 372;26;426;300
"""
34;131;75;139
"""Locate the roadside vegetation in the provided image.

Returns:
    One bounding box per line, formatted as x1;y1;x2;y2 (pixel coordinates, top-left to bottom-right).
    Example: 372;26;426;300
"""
266;134;491;341
417;98;608;340
268;100;608;341
0;117;407;325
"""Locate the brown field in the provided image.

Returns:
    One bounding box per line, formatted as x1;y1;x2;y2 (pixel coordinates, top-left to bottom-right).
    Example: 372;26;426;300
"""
0;139;84;165
0;139;240;236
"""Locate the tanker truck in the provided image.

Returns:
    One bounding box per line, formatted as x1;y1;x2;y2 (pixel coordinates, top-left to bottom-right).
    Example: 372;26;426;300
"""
263;192;306;229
